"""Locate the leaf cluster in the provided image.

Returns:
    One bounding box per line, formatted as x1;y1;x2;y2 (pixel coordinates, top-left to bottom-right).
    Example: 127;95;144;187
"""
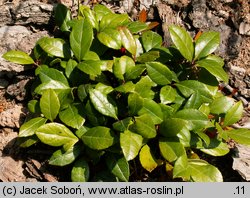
3;4;250;182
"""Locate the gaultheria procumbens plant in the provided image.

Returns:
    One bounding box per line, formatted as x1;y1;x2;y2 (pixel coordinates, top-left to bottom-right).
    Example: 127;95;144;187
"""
3;4;250;182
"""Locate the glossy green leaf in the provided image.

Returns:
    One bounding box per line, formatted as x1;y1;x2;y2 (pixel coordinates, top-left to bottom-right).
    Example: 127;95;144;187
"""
201;139;230;156
119;26;137;56
40;89;60;121
95;83;113;95
134;76;155;99
100;13;129;31
55;4;71;32
159;138;185;162
83;51;100;61
36;123;78;147
93;4;112;22
169;25;194;61
89;89;118;119
79;5;98;30
226;129;250;146
113;117;133;132
210;96;234;115
126;21;148;33
138;99;163;125
188;159;223;182
223;101;243;127
115;81;135;93
141;31;162;52
28;100;40;114
49;144;82;166
106;154;129;182
77;60;102;77
195;31;220;60
125;64;145;80
160;118;188;137
19;117;47;137
197;58;228;83
120;130;143;161
160;85;176;104
173;155;189;180
128;93;144;116
70;19;93;62
2;50;34;65
17;136;39;148
146;62;172;85
139;144;158;172
59;104;85;129
175;80;213;102
113;56;135;80
184;91;202;109
66;59;78;78
97;29;121;49
137;51;160;63
35;81;70;94
130;114;156;138
38;67;69;87
81;126;115;150
38;37;70;58
174;109;209;130
71;158;90;182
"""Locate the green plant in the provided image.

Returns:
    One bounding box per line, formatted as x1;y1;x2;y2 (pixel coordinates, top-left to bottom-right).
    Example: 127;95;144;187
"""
3;4;250;182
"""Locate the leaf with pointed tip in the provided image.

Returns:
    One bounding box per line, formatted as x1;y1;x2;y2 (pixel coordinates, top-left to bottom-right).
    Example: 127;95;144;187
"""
2;50;34;65
128;92;144;116
77;60;102;77
173;155;189;180
201;139;230;156
19;117;47;137
36;123;78;147
81;126;115;150
100;13;130;31
141;31;162;52
146;62;172;85
66;59;78;78
169;25;194;61
184;91;202;109
71;158;90;182
137;51;160;63
194;31;220;60
119;26;137;56
139;144;158;172
70;19;93;62
93;4;113;22
40;89;60;121
55;4;71;32
160;118;188;137
120;130;143;161
59;104;85;129
38;37;71;58
106;154;129;182
79;5;98;30
89;89;118;119
223;101;243;127
126;21;148;33
113;117;133;132
210;96;234;115
125;64;145;80
160;85;176;104
134;76;155;99
113;56;135;80
226;129;250;146
97;28;122;49
49;144;82;166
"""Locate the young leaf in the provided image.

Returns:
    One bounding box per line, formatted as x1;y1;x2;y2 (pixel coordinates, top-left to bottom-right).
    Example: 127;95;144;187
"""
146;62;172;85
19;117;47;137
49;144;82;166
194;31;220;60
71;158;90;182
36;123;78;147
169;25;194;61
59;104;85;129
138;99;163;125
38;37;70;58
77;60;102;77
187;159;223;182
70;19;93;62
79;5;98;30
196;58;228;83
81;126;115;150
2;50;34;65
223;101;243;127
89;89;118;119
141;31;162;52
130;114;156;139
139;144;158;172
210;96;234;115
40;89;60;121
159;138;186;162
226;129;250;146
55;3;71;32
97;28;122;49
120;130;143;161
118;26;137;56
160;85;176;104
106;154;129;182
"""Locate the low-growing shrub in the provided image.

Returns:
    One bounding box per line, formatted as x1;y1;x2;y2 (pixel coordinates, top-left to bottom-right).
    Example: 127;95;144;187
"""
3;3;250;182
